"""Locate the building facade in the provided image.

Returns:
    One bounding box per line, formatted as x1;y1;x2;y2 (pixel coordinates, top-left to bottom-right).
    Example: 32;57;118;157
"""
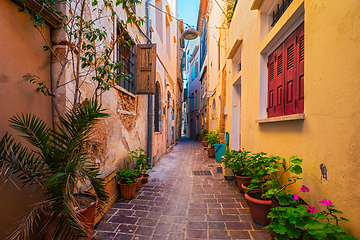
199;0;360;237
0;0;182;236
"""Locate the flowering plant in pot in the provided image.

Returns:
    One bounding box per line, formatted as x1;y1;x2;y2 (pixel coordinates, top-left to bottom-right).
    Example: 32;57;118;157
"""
263;156;304;206
116;168;137;200
266;186;357;240
0;99;108;239
204;130;219;158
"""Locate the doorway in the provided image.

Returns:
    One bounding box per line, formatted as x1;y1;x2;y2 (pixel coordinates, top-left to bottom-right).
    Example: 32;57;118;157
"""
232;78;241;150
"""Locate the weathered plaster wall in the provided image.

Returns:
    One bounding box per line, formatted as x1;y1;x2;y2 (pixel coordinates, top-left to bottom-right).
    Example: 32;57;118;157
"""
224;0;360;237
0;0;53;238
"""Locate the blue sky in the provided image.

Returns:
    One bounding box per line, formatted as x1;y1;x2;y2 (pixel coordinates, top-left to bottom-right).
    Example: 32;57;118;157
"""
178;0;200;29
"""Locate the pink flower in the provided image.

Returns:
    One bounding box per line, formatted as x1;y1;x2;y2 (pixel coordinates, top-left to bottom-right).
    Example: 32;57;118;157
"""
294;193;299;200
305;206;318;214
319;199;333;206
300;185;310;192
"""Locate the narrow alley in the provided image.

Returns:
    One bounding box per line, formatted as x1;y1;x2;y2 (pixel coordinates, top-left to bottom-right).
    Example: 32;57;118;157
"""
94;138;271;240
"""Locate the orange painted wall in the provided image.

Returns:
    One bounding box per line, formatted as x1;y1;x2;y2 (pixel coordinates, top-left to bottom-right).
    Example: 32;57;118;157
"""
0;0;53;238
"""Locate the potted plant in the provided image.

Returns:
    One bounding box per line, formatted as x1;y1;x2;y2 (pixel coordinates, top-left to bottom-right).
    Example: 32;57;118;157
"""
129;148;151;184
116;168;137;200
133;169;143;191
202;129;208;147
195;132;202;141
0;99;108;239
221;150;237;180
266;186;357;240
245;152;281;225
204;130;220;158
226;149;252;193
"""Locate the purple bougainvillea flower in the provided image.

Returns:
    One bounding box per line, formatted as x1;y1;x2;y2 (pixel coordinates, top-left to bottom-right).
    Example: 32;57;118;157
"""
300;185;310;192
319;199;333;206
305;206;318;214
294;193;299;200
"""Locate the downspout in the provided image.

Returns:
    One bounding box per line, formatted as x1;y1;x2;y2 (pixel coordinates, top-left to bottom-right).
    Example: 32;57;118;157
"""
146;0;153;166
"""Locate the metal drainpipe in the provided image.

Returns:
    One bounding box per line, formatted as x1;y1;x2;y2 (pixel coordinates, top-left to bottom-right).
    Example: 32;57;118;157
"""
146;0;153;166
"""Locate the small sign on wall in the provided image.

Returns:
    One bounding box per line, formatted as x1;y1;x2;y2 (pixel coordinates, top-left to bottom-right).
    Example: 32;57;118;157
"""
135;44;156;95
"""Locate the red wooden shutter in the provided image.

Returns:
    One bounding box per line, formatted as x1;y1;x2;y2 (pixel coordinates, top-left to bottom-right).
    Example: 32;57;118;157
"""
295;23;304;113
274;44;285;117
135;44;156;95
284;30;297;115
267;52;276;118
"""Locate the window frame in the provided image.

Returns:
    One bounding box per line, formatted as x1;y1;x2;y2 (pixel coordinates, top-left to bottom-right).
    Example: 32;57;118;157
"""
116;26;136;94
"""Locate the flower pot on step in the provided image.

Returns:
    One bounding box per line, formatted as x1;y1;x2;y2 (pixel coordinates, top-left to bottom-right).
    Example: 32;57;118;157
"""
142;174;150;184
40;192;98;240
222;162;234;180
136;175;143;191
245;192;272;225
119;182;137;200
207;148;215;158
235;174;251;193
202;140;208;147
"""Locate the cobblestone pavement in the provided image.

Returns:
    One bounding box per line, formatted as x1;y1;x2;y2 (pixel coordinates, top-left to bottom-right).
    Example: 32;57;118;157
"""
94;138;272;240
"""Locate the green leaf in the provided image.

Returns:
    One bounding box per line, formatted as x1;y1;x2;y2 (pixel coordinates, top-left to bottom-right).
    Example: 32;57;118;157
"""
290;165;303;174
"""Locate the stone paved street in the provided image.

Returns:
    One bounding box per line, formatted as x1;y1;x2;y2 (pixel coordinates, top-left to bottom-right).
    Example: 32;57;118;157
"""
94;138;272;240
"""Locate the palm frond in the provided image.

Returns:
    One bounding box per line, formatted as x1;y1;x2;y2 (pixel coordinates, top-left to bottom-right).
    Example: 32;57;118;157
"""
0;133;46;188
7;204;41;240
9;113;51;158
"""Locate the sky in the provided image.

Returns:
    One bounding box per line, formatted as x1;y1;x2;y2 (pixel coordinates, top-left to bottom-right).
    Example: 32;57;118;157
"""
178;0;201;29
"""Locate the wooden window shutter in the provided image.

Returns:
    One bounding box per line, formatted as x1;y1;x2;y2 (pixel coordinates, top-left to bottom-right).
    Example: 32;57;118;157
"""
284;30;297;115
267;52;276;118
135;44;156;95
295;22;304;113
274;44;285;117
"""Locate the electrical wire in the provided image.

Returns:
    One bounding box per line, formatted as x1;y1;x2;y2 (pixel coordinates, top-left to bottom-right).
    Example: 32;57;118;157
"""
149;3;195;28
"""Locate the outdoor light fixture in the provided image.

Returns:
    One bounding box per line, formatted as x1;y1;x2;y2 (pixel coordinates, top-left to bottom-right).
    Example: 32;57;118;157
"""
182;27;199;40
149;3;199;41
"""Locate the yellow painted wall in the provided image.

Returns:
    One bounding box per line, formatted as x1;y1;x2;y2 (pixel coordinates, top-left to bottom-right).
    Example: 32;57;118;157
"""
224;0;360;237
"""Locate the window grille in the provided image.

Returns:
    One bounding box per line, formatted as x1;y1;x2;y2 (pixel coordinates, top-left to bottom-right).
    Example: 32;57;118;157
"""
154;82;161;132
116;27;135;93
271;0;293;27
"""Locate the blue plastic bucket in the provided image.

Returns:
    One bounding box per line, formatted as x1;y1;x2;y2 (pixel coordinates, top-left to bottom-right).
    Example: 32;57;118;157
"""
214;144;226;163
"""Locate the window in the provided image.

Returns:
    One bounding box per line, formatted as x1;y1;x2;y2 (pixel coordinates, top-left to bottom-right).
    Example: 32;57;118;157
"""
116;27;135;93
154;82;161;132
155;0;163;42
267;22;304;117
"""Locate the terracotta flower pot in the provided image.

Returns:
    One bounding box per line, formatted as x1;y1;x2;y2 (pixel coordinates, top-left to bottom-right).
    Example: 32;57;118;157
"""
40;192;98;240
202;140;208;147
196;136;201;141
207;148;215;158
245;193;272;225
234;174;251;193
119;182;137;200
136;175;143;191
142;173;150;184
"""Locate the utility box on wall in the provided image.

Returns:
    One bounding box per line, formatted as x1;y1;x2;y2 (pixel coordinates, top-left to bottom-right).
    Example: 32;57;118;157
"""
136;44;156;95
